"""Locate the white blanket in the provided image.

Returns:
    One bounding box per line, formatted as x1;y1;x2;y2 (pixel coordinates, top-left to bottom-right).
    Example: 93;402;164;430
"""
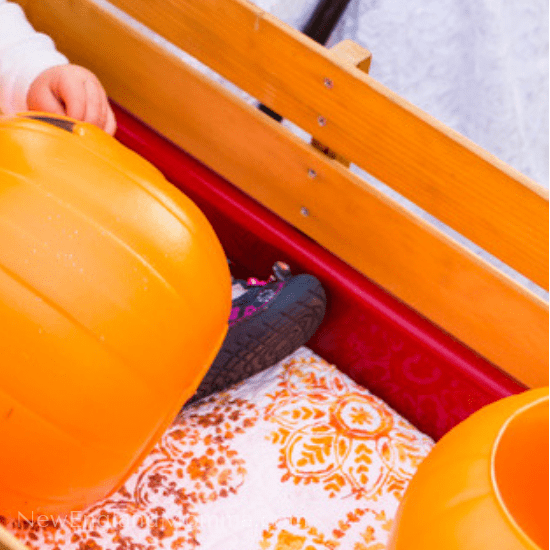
3;348;433;549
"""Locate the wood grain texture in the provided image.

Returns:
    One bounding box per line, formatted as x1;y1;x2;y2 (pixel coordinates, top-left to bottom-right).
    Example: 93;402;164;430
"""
329;38;372;72
101;0;548;290
311;40;372;166
0;526;29;550
16;0;548;386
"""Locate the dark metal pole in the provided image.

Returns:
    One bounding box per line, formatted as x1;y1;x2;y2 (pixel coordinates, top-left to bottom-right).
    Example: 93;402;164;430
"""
302;0;353;44
259;0;353;121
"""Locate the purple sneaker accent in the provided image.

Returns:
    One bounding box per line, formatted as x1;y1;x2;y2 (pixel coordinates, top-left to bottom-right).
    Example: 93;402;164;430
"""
229;281;285;326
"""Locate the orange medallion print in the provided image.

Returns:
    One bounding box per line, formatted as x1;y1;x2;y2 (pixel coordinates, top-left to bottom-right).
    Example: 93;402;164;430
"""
330;395;394;439
1;349;433;550
265;357;431;500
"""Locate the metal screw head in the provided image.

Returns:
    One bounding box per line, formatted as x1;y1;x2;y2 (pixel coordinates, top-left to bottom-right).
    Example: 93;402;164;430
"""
300;206;310;217
308;169;317;179
317;116;327;127
324;78;333;89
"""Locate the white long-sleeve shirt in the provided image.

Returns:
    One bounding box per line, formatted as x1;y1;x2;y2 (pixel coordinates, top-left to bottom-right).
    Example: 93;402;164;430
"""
0;0;68;114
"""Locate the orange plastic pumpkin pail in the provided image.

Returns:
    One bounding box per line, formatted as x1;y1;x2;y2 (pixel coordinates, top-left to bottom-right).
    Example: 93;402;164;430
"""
0;114;231;517
388;387;549;550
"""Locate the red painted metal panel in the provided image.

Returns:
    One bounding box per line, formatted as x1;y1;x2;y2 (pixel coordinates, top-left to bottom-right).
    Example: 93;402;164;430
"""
113;104;526;440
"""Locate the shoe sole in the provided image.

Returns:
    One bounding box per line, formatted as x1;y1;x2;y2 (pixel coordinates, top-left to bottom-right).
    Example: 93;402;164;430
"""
186;274;326;404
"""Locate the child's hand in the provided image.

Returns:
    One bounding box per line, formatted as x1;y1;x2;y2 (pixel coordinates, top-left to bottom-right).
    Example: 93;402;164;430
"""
27;64;116;135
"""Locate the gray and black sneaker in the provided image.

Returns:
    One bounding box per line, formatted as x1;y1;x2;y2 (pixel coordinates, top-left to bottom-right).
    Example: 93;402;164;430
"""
187;262;326;404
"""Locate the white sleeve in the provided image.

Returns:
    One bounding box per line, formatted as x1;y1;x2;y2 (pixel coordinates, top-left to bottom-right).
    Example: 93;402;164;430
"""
0;0;69;114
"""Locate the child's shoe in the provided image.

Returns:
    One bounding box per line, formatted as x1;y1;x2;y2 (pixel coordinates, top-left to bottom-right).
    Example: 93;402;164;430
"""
188;262;326;403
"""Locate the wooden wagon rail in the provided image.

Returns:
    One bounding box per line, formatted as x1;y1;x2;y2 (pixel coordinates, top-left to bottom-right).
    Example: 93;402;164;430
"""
15;0;548;387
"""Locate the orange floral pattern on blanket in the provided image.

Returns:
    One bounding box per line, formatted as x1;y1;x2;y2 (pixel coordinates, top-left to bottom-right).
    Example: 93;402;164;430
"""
2;349;433;550
1;395;259;550
259;509;392;550
265;357;429;500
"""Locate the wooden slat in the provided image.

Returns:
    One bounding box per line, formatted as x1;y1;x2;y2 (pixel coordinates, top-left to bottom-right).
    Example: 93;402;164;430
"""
0;526;29;550
16;0;548;386
311;40;372;166
98;0;548;289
